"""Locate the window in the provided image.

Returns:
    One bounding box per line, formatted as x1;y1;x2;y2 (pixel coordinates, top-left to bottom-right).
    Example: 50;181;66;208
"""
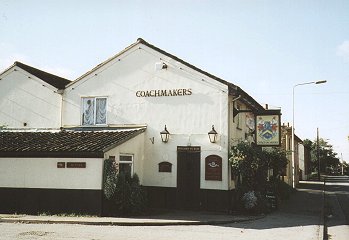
119;154;134;176
82;97;107;125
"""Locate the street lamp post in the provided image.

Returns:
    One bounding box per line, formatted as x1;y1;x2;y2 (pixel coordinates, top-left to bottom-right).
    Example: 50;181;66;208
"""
292;80;326;188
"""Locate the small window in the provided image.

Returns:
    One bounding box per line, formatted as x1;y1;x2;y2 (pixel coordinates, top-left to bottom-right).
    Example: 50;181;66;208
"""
119;154;134;176
82;97;107;125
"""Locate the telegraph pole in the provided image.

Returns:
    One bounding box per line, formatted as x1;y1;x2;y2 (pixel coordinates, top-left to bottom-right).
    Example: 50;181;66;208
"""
317;128;320;181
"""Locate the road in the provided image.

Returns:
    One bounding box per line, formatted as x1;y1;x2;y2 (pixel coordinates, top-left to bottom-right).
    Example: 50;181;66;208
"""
0;181;324;240
324;175;349;240
0;217;321;240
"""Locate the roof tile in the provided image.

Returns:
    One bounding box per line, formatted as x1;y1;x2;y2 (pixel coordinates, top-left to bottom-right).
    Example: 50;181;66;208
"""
0;128;145;158
14;62;71;89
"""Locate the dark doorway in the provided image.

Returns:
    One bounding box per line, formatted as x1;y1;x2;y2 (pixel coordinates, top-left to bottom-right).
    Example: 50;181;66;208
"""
177;146;201;210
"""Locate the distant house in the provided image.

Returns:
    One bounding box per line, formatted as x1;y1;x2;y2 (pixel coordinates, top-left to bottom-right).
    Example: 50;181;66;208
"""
0;38;272;215
0;62;70;128
299;143;312;180
280;124;304;186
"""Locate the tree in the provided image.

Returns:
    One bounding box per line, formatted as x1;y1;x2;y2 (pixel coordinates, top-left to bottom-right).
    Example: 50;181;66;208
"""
343;161;349;175
103;159;147;216
229;142;288;212
229;142;288;190
303;138;340;175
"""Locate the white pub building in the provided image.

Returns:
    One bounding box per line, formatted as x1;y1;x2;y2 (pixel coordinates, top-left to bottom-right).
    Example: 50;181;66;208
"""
0;39;278;215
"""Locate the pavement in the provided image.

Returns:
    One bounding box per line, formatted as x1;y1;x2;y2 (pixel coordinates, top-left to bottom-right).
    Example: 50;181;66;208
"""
0;211;264;226
0;180;324;227
324;175;349;240
279;180;325;240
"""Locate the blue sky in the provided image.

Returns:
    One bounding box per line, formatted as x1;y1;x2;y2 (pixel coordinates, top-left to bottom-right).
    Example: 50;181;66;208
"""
1;0;348;162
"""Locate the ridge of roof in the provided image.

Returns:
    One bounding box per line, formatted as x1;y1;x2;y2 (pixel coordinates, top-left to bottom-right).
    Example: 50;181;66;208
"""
137;38;264;111
14;61;71;89
68;39;141;87
137;38;234;87
69;38;264;111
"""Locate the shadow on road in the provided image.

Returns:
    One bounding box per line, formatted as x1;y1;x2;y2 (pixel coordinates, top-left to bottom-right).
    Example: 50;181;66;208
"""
220;181;324;230
324;176;349;227
128;181;325;230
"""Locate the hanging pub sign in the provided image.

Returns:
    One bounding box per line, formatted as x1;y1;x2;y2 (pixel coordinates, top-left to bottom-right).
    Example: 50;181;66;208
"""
255;110;281;146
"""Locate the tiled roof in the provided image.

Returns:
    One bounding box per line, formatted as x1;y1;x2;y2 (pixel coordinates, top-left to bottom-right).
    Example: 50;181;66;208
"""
0;128;145;158
14;62;71;89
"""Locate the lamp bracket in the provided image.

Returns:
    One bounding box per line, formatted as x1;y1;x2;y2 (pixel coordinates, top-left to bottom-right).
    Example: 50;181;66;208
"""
233;107;253;118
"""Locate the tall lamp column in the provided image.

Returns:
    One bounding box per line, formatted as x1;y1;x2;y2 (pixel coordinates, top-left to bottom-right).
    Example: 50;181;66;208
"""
292;80;326;188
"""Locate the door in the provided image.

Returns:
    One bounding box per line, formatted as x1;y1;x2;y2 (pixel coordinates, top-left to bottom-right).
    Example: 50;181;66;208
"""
177;146;201;210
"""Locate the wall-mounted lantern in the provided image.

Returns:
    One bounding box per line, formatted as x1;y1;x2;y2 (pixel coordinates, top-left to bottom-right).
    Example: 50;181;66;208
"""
160;125;170;143
208;125;218;143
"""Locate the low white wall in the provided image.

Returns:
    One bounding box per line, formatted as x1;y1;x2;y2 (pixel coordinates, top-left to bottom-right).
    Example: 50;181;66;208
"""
0;158;103;190
142;133;229;190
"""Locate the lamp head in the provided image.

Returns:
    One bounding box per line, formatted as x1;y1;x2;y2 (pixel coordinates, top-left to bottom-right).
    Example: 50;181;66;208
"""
315;80;327;84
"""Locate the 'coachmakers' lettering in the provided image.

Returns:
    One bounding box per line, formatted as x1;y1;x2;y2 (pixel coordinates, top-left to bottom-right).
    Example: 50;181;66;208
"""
136;88;192;97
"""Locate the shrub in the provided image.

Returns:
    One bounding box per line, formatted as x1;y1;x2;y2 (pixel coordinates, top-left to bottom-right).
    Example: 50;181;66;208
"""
242;191;258;209
229;142;289;213
103;159;147;216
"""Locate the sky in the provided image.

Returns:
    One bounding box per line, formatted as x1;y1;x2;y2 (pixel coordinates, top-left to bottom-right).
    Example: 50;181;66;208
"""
1;0;348;162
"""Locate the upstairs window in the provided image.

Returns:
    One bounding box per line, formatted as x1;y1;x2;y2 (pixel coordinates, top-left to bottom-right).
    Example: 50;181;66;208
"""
82;97;107;125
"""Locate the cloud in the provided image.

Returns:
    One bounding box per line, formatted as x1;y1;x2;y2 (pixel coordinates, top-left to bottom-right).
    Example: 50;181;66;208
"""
336;40;349;61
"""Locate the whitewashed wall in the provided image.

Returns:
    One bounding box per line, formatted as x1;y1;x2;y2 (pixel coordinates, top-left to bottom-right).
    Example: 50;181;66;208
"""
298;144;306;180
63;43;230;190
0;67;62;128
104;131;145;183
227;95;256;189
0;158;103;190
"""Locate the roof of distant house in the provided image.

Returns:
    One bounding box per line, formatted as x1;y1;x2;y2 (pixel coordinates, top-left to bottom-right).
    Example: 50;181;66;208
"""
14;61;71;89
0;128;145;158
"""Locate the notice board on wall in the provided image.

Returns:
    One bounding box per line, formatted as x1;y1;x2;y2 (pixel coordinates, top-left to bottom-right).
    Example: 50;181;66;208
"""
205;155;222;181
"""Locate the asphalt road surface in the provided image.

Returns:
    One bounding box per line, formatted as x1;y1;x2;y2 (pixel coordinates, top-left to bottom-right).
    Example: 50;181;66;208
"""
0;181;324;240
324;175;349;240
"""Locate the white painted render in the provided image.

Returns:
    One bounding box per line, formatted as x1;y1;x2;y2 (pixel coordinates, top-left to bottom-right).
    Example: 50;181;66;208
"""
63;43;233;190
0;158;103;190
227;96;255;189
0;41;258;192
104;131;145;184
0;67;62;128
298;144;306;180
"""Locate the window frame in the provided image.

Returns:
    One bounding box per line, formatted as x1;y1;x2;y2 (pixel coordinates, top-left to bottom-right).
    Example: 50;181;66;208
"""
119;154;134;176
81;96;107;126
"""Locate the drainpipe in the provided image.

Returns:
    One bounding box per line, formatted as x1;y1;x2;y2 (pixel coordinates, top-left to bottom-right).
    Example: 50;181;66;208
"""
56;89;64;129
